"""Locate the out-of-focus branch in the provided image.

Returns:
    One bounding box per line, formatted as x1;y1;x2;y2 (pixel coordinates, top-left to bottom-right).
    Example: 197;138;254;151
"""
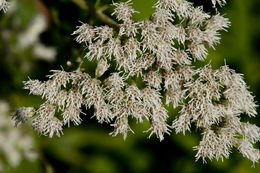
96;5;119;28
72;0;89;10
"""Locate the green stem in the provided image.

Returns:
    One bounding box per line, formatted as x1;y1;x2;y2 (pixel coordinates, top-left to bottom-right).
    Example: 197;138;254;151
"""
96;5;119;28
95;0;101;9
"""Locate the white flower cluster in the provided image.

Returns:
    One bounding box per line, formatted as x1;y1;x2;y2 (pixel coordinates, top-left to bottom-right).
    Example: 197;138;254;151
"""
0;0;9;13
0;100;37;171
20;70;169;141
18;14;57;62
13;0;259;164
72;0;230;74
173;65;259;163
211;0;226;8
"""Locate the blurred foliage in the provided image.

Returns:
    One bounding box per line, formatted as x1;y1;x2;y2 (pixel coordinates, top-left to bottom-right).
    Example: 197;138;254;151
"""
0;0;260;172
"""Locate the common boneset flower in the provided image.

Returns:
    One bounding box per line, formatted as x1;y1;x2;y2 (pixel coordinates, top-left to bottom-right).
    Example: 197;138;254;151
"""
13;0;259;164
0;0;9;13
0;101;37;170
